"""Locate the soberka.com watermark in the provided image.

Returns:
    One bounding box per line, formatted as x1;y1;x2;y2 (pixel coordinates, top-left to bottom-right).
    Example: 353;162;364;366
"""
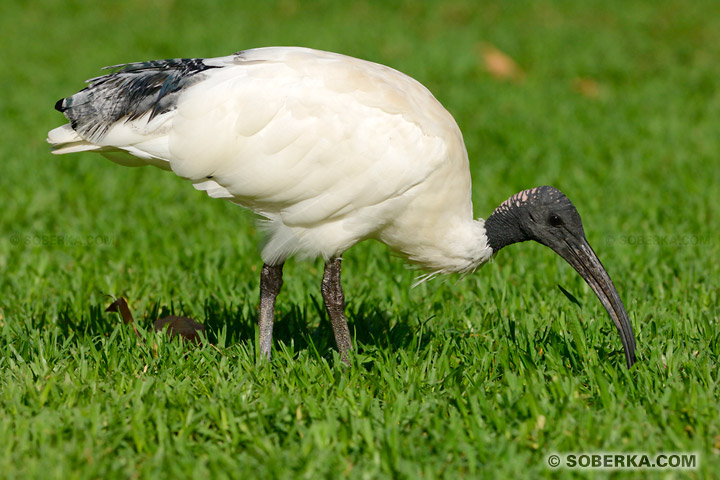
546;452;699;470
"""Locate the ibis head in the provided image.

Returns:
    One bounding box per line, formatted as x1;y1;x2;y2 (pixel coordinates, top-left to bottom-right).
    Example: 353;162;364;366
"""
485;186;636;368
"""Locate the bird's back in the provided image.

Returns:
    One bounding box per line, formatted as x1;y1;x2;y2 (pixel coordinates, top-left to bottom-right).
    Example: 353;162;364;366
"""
49;47;487;270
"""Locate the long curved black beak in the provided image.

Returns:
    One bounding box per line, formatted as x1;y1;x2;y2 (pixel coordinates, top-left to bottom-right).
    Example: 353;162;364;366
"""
552;237;637;368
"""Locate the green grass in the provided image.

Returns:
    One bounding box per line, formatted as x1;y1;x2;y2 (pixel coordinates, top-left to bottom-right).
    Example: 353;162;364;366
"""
1;0;719;478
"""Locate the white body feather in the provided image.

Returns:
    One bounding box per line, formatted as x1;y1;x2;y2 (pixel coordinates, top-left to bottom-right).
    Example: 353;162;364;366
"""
48;47;492;273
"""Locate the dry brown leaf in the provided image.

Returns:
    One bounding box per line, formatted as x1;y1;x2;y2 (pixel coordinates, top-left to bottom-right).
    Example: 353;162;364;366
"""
106;297;205;345
154;315;205;344
106;297;142;340
479;43;524;81
572;77;600;98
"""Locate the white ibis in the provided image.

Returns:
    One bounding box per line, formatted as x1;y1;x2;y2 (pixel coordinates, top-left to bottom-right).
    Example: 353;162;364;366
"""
48;47;636;368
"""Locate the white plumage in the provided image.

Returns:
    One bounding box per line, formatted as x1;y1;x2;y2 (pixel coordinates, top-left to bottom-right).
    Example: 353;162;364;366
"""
49;46;637;367
49;47;490;273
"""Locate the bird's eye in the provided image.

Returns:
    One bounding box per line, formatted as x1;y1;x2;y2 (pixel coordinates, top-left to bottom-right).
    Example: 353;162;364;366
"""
549;214;564;227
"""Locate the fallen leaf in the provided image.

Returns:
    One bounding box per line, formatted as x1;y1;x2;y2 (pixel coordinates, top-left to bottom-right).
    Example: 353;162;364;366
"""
154;315;205;344
478;43;524;81
106;297;205;345
106;297;142;339
572;77;600;98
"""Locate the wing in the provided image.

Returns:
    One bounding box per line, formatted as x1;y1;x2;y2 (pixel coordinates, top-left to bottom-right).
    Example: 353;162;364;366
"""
166;48;459;222
49;47;468;241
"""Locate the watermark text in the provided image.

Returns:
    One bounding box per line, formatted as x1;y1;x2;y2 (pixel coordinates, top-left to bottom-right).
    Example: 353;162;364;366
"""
605;234;712;246
9;234;118;247
547;452;699;470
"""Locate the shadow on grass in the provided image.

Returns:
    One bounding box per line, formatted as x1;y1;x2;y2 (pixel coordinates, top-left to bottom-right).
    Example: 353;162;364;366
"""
46;297;434;359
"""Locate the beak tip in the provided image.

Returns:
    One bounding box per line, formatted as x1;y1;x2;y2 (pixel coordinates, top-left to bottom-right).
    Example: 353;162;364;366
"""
553;237;638;370
625;348;637;369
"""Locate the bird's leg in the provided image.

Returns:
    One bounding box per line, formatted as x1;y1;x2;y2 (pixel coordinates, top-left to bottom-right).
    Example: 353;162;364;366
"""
321;257;353;362
258;263;284;360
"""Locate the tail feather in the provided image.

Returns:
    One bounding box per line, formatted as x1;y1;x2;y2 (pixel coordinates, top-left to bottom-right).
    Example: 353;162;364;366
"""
47;124;103;155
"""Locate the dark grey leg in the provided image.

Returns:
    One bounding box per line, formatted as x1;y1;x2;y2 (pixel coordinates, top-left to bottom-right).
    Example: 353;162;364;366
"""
321;257;353;361
259;263;284;360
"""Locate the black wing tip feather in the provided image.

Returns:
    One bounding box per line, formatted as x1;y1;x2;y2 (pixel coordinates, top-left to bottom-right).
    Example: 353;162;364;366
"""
58;57;222;140
54;98;66;113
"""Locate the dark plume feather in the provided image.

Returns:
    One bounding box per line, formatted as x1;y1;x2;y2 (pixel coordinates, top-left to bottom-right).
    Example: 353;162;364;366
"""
56;58;221;140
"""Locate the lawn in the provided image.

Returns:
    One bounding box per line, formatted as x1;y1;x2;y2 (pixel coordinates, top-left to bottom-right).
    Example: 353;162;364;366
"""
1;0;718;478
